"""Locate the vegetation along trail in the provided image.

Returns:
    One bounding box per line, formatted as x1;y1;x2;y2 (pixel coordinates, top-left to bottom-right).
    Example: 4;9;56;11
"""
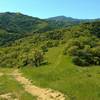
11;70;67;100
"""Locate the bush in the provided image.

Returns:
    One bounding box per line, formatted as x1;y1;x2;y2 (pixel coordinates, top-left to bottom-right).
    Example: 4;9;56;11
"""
53;41;59;47
67;46;79;56
93;57;100;65
63;47;67;55
61;40;66;44
72;56;89;66
33;50;46;67
41;45;48;52
46;41;53;48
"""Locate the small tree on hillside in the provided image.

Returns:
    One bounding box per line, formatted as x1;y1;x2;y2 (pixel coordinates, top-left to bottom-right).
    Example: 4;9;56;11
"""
41;45;48;52
33;50;44;67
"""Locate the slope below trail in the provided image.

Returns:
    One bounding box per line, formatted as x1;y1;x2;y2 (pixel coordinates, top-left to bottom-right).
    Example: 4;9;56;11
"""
11;70;67;100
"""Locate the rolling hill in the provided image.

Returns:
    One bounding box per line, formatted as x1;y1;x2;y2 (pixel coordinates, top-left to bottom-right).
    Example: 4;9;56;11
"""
0;12;100;100
0;12;99;46
0;12;81;46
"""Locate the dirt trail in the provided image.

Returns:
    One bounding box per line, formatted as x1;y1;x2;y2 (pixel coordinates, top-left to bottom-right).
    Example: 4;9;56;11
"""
0;73;3;76
0;93;11;100
12;70;66;100
0;93;18;100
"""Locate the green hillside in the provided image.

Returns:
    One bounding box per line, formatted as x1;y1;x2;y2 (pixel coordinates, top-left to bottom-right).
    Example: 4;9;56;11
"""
0;12;99;46
0;12;82;46
0;12;49;33
0;20;100;68
0;12;100;100
21;46;100;100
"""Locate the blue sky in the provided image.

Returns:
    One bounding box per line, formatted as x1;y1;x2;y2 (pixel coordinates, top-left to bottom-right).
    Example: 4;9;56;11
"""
0;0;100;19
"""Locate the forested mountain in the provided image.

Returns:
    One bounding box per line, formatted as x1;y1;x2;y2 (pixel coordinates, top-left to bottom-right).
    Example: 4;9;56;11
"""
47;15;100;22
0;12;82;46
0;12;99;33
0;12;100;67
47;16;81;22
0;14;100;67
0;12;48;46
0;12;83;34
47;16;100;28
0;12;49;33
46;16;81;29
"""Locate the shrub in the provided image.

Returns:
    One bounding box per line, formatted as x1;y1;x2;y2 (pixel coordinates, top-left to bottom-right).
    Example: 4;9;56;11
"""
72;56;89;66
41;45;48;52
33;50;45;67
67;46;79;56
53;41;59;47
46;41;53;48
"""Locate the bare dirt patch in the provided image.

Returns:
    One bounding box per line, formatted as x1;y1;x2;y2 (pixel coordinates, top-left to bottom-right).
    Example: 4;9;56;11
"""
0;93;18;100
12;70;67;100
0;73;3;77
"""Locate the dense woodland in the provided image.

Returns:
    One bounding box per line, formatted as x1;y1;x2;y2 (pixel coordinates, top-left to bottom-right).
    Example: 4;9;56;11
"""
0;12;100;67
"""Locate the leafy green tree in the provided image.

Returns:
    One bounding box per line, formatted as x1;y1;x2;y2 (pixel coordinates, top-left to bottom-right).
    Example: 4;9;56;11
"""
46;41;53;48
67;46;79;56
72;56;89;66
41;45;48;52
33;50;44;67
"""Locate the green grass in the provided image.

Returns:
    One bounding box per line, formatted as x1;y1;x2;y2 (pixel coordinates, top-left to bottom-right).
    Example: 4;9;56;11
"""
0;69;36;100
20;46;100;100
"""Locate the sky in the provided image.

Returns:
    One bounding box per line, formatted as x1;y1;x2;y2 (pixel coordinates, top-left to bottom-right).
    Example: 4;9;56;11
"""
0;0;100;19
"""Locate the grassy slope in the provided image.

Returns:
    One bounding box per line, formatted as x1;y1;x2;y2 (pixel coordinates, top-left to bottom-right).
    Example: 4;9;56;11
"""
0;68;36;100
21;46;100;100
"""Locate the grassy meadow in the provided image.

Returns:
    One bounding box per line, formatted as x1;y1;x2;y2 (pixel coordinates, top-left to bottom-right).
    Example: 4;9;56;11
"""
20;46;100;100
0;68;36;100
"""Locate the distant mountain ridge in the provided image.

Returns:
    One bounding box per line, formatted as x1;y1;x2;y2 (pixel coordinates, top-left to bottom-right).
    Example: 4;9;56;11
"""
0;12;99;34
46;16;81;22
0;12;100;46
46;16;100;22
46;16;100;30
